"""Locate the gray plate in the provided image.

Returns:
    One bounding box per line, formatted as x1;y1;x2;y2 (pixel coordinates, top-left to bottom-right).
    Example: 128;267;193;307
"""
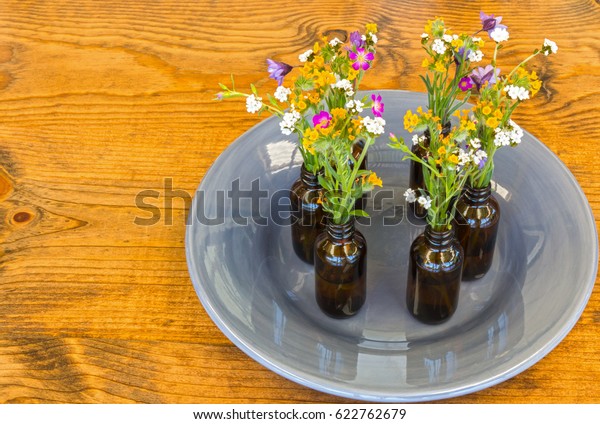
185;90;598;402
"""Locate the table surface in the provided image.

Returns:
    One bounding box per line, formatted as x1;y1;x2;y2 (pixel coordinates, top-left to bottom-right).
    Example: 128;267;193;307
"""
1;0;599;404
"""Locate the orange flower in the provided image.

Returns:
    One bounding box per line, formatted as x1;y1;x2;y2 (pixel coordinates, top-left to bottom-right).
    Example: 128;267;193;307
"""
367;172;383;187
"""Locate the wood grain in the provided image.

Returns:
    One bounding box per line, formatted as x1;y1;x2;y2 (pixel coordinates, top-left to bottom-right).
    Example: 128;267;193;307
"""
0;0;599;403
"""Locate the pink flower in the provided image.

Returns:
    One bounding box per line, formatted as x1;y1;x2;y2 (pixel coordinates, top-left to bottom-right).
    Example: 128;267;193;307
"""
312;110;332;129
458;77;474;92
348;48;375;71
371;94;384;117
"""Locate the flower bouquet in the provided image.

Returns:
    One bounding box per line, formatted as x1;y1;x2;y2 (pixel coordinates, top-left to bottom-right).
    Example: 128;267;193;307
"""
452;12;558;279
217;24;386;317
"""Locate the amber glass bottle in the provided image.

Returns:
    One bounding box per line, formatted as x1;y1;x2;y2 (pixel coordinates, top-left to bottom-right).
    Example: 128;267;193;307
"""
406;225;463;324
314;218;366;318
290;165;324;264
409;122;451;217
454;184;500;280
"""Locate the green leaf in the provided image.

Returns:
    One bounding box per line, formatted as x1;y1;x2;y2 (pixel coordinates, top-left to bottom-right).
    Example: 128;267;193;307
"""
350;209;369;217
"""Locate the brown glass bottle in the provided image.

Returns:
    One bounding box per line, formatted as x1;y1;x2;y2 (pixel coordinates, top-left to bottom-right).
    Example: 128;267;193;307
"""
314;218;367;318
290;165;324;264
406;225;463;325
409;122;451;218
454;184;500;280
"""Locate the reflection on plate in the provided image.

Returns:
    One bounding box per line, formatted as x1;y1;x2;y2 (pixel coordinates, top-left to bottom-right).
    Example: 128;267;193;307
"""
185;91;597;402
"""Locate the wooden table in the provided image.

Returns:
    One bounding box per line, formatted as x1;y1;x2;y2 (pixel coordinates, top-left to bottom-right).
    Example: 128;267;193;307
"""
1;0;599;404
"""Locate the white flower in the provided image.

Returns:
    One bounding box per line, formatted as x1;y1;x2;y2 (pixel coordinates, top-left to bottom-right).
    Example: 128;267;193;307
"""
504;85;530;101
246;94;262;114
508;120;524;145
403;188;417;203
458;149;471;167
363;116;386;135
543;38;558;55
298;49;313;63
469;137;481;149
490;28;509;43
493;128;511;147
421;33;429;39
468;50;483;63
442;34;453;43
473;36;482;44
333;79;354;96
273;86;291;103
432;39;447;55
329;38;342;47
412;134;425;146
417;195;432;210
345;99;364;113
370;33;378;44
471;149;488;166
361;34;367;41
279;109;301;136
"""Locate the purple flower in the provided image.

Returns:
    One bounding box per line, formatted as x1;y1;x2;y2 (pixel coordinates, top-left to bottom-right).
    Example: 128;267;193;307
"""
470;65;500;90
348;48;375;71
349;31;364;49
478;156;487;170
371;94;384;117
458;77;474;92
455;47;471;65
266;59;293;86
480;11;508;38
216;92;224;100
313;110;332;129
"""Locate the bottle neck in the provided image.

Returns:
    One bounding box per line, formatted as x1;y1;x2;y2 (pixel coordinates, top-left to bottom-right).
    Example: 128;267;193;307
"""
301;164;321;188
424;225;455;248
464;183;491;204
326;218;355;244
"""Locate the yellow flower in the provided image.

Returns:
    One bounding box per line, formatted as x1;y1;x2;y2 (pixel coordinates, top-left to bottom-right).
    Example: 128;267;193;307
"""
297;100;307;111
424;20;433;35
307;92;321;104
313;42;321;54
367;172;383;187
531;79;542;96
315;71;335;88
494;109;504;120
448;154;459;164
313;55;325;68
486;116;499;128
421;58;430;68
303;127;319;141
404;110;419;131
366;23;378;34
331;108;347;120
481;105;492;116
451;38;464;48
437;146;447;155
301;134;316;154
475;38;485;48
434;61;446;73
348;68;359;81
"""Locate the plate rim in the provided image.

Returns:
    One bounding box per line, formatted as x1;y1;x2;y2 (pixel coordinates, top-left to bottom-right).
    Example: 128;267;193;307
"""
185;89;599;402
